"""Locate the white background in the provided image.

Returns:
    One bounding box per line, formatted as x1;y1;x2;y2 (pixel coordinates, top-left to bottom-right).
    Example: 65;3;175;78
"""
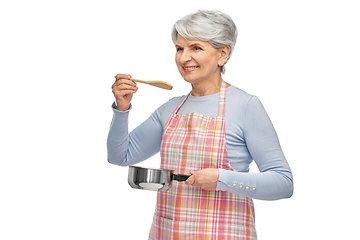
1;0;359;239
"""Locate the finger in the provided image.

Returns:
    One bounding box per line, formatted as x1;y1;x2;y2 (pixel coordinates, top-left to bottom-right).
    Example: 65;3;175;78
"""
112;89;137;97
114;74;130;80
185;175;195;186
114;74;131;81
112;82;138;92
112;79;137;89
112;86;138;95
113;78;137;86
112;85;138;93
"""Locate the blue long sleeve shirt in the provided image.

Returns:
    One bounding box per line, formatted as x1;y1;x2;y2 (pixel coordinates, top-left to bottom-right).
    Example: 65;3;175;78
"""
107;85;293;200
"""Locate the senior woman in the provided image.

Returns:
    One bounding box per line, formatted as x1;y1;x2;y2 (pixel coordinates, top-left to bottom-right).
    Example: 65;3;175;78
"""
108;10;293;239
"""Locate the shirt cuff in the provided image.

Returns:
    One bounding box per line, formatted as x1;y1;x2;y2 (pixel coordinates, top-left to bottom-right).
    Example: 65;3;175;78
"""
216;168;257;197
111;102;132;113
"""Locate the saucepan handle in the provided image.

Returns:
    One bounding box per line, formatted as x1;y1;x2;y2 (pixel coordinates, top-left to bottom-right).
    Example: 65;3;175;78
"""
172;174;191;182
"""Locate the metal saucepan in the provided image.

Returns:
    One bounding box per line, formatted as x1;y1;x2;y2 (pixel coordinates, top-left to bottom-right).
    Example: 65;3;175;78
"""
128;166;191;191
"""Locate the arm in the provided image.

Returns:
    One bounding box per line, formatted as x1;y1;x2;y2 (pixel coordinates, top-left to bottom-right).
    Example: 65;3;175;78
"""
107;73;164;166
106;103;164;166
217;96;293;200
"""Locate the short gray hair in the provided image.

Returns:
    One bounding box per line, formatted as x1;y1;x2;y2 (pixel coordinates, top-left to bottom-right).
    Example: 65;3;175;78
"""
171;10;238;73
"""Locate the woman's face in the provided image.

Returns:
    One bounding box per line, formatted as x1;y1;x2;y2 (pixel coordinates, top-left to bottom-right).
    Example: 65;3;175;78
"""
175;34;224;85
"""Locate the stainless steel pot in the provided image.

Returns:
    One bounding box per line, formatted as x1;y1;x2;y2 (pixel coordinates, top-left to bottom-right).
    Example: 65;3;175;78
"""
128;166;190;191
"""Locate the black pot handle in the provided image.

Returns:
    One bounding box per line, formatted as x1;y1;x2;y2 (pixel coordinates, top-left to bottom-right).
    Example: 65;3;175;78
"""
172;173;191;182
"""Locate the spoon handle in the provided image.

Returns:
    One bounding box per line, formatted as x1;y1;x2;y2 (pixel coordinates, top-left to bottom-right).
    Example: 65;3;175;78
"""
130;78;148;84
129;78;173;90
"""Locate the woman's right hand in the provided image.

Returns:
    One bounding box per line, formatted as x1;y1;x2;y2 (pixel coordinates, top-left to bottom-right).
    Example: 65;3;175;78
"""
112;74;138;111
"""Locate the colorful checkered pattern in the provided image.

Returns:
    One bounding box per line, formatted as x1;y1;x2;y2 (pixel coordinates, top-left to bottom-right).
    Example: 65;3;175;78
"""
149;81;257;239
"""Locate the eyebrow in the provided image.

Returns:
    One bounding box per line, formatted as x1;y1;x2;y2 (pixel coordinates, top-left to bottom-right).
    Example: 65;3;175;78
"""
175;43;204;48
189;43;203;47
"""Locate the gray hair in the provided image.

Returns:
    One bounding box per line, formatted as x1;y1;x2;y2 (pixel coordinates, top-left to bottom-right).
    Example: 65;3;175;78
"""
171;10;238;73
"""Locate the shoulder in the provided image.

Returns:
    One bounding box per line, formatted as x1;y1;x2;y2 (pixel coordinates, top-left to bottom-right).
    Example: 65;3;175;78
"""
227;85;252;96
224;85;268;125
226;85;258;109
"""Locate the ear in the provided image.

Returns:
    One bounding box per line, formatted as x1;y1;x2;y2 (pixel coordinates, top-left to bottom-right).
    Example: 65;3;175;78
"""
218;45;231;66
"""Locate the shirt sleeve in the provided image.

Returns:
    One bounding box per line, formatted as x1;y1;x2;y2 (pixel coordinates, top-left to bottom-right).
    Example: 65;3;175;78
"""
106;102;164;166
217;96;293;200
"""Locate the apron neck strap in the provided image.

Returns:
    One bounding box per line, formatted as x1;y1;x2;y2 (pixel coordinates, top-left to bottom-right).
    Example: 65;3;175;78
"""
218;80;227;117
173;80;227;117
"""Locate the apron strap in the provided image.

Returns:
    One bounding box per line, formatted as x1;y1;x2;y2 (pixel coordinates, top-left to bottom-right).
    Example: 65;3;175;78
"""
172;93;191;115
218;80;227;117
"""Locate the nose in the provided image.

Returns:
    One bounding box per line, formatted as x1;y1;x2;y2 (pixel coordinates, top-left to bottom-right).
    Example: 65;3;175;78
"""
179;49;192;65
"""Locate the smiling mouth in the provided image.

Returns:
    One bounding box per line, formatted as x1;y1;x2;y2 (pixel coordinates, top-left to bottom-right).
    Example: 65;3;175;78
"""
183;66;199;72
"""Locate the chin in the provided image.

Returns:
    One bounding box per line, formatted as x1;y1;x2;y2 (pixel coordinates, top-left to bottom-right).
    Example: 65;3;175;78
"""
181;74;199;84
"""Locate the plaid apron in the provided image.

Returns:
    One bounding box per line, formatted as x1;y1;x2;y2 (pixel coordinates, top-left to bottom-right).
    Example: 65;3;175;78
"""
149;81;257;239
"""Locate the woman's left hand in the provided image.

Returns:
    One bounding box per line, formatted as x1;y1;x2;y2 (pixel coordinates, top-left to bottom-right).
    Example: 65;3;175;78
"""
185;168;219;191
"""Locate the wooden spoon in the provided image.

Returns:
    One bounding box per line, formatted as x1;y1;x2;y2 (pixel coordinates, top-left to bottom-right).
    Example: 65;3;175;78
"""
130;78;173;90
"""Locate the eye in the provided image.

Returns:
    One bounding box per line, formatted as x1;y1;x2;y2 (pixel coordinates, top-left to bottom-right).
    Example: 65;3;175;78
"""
194;46;202;51
176;47;183;52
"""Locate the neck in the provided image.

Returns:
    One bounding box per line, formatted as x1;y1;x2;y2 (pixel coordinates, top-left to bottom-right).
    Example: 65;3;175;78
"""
191;75;223;97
